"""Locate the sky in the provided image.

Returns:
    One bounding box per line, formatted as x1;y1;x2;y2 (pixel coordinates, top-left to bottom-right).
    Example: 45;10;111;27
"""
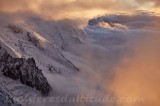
0;0;159;20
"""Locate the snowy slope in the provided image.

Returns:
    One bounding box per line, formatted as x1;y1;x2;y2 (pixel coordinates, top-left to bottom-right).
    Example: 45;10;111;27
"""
0;14;87;106
0;15;87;74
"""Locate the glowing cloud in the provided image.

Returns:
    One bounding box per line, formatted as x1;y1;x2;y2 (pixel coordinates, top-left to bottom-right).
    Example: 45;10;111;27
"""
0;0;153;20
110;34;160;106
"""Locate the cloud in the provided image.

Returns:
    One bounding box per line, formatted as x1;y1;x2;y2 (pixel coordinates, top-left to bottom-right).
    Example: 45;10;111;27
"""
88;11;160;30
135;0;160;7
107;13;160;106
110;34;160;106
87;12;160;106
0;0;140;20
0;0;41;13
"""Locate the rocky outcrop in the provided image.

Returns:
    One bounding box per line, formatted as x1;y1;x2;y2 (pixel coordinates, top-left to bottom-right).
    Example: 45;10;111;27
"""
8;24;23;34
0;83;22;106
27;32;43;49
0;46;52;96
88;18;101;26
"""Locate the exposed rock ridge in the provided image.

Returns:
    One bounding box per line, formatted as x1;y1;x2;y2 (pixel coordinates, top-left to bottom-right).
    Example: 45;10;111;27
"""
0;46;52;96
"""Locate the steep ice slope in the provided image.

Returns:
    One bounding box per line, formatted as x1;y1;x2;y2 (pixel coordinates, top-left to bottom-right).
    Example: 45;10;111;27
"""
0;15;86;74
0;14;86;105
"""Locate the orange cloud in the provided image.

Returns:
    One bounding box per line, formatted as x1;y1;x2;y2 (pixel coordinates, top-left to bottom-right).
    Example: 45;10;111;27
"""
110;34;160;106
0;0;140;20
135;0;160;7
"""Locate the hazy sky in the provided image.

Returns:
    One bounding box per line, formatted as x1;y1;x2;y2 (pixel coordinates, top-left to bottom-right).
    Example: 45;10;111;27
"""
0;0;159;19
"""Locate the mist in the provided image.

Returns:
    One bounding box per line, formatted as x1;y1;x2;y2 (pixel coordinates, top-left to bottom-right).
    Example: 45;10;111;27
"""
0;0;146;20
111;34;160;106
55;13;160;106
26;12;160;106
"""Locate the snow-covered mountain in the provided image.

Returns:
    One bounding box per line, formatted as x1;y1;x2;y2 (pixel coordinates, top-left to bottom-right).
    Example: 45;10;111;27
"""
0;13;131;106
0;12;159;106
0;13;87;105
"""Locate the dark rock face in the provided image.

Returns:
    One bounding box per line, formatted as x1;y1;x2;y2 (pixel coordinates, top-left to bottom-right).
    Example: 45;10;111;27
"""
27;32;43;49
8;24;23;34
0;46;52;96
88;18;100;26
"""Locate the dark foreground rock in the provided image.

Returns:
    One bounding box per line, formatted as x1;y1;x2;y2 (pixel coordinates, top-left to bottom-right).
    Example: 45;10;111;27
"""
0;46;52;96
